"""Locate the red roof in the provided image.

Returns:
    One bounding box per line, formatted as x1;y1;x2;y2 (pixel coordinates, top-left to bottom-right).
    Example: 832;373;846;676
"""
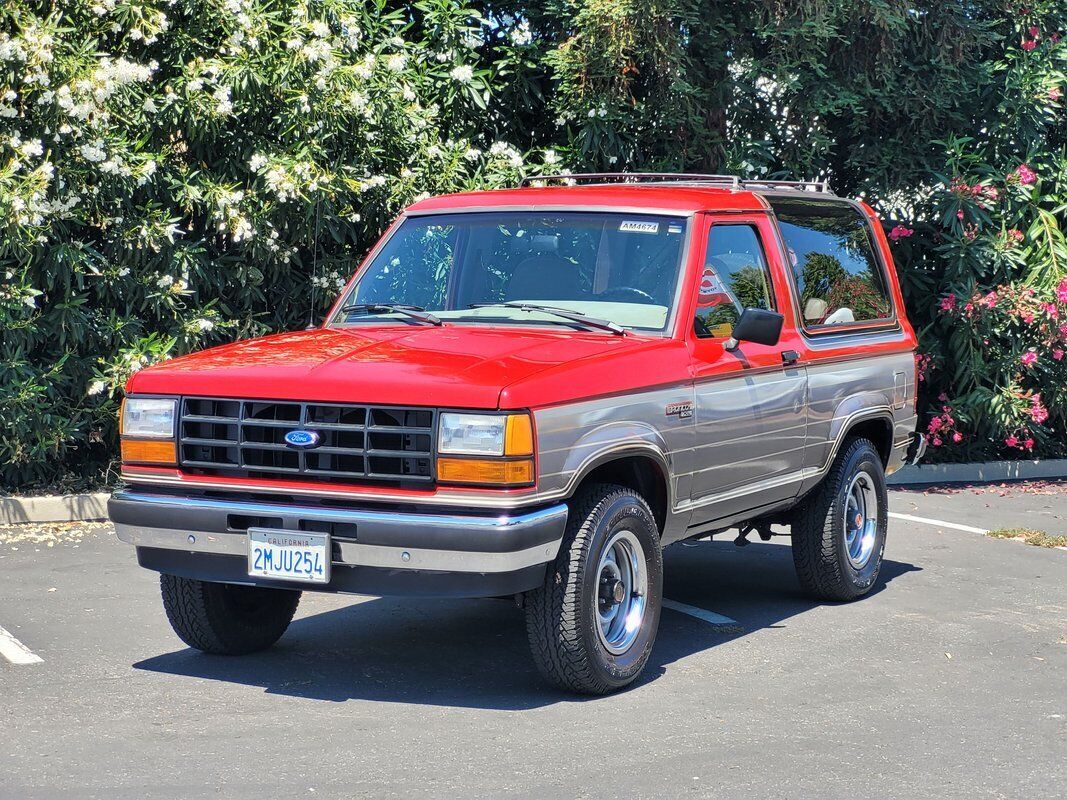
406;184;769;215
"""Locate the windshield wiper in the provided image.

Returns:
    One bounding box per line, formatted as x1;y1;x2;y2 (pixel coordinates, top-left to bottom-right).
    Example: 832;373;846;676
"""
470;302;626;335
340;303;442;326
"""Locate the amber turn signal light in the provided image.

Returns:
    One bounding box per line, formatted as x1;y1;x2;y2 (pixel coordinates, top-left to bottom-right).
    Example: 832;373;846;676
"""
437;457;534;486
121;438;177;465
504;414;534;456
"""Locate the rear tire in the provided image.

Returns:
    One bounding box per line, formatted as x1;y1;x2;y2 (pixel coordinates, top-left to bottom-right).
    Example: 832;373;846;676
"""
160;575;301;655
792;437;888;601
525;483;663;694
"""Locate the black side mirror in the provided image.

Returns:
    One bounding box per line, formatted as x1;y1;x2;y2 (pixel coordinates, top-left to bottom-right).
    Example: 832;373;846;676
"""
724;307;784;350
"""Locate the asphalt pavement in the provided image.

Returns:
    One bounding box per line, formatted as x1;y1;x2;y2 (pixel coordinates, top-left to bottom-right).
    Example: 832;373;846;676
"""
1;484;1065;800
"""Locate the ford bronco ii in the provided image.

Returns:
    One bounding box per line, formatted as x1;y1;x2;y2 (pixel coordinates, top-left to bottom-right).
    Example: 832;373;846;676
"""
110;173;925;694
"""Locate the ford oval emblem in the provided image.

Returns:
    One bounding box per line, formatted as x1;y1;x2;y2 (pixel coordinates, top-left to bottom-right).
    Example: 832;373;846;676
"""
283;429;320;449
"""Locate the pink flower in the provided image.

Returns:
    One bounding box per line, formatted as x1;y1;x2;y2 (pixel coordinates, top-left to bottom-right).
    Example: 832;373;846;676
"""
1022;39;1037;51
1005;435;1019;448
1024;438;1035;450
932;436;942;447
1051;87;1064;102
888;225;914;242
983;290;998;307
1006;228;1024;244
1056;278;1067;303
1028;26;1040;38
1043;302;1058;319
939;294;956;312
1031;405;1049;425
1054;348;1065;361
1022;312;1035;324
1020;350;1037;366
952;432;963;443
1014;164;1037;184
956;209;965;220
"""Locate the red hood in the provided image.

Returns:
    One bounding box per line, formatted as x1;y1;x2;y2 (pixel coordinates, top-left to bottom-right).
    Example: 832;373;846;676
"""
126;325;689;409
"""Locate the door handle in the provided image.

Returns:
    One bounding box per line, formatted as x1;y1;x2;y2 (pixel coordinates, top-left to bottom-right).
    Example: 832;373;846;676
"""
781;350;800;366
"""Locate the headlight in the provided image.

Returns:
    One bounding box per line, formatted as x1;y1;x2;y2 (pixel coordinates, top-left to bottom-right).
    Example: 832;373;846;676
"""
438;413;507;455
437;412;535;486
121;397;177;438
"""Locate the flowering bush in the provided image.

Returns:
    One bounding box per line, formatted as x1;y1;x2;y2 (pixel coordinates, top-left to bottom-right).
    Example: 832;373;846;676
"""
926;283;1067;456
0;0;557;489
1;0;1066;488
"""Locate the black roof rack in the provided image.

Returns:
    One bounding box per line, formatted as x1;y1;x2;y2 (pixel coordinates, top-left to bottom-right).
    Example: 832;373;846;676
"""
518;173;834;195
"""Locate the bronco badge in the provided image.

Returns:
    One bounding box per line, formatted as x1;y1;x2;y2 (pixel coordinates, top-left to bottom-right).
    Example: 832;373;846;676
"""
665;401;694;419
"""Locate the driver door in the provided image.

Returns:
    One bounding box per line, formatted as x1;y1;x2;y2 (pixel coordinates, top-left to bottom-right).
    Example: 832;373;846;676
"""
685;214;809;528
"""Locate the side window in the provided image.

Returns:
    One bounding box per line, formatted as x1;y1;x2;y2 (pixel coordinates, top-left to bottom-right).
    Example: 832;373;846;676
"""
694;224;774;339
770;199;893;327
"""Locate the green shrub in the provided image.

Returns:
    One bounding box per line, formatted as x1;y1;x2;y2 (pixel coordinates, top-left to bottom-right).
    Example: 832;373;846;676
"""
1;0;1065;490
0;0;540;489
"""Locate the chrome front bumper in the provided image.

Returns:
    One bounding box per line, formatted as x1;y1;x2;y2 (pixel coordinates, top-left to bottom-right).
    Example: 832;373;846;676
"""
109;490;568;597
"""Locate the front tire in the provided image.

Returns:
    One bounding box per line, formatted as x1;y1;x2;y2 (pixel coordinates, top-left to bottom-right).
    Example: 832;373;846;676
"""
525;483;663;694
160;575;301;655
791;437;888;601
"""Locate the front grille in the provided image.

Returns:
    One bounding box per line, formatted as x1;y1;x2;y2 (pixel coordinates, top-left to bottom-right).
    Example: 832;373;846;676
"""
178;398;435;484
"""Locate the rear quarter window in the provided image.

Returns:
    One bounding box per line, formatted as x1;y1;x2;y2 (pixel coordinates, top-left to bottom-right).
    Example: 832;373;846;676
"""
770;198;895;330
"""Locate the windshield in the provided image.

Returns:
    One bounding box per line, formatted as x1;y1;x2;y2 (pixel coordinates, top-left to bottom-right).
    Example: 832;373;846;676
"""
330;211;690;333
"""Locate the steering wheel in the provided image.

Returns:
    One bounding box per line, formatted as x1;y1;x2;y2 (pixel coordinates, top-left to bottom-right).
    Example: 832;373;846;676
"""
598;286;657;304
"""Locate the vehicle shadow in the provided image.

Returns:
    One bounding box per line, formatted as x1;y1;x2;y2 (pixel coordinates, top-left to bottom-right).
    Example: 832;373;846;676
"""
133;540;920;710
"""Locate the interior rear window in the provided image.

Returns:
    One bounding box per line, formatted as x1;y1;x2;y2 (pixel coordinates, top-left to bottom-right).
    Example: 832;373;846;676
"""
770;198;893;328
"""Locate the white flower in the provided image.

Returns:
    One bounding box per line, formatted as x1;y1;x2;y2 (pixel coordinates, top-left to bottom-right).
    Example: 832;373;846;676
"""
129;29;143;41
143;96;157;112
509;21;532;46
18;137;42;157
79;139;107;163
193;318;214;331
543;149;558;164
156;274;174;288
248;153;267;172
213;85;232;115
24;295;37;309
386;53;407;72
187;78;203;91
310;20;330;38
87;380;106;396
449;64;474;84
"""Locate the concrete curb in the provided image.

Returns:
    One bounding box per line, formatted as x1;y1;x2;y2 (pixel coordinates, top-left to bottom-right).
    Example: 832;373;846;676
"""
0;493;109;525
2;458;1064;523
888;459;1067;486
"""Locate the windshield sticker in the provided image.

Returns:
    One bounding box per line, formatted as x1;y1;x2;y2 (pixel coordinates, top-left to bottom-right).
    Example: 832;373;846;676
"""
619;220;659;234
667;224;683;234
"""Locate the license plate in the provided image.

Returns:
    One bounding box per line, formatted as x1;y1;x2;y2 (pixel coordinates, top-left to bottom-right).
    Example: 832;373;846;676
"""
247;528;330;584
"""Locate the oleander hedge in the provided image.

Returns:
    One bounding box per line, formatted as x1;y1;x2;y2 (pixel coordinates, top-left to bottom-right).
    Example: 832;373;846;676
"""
1;0;1065;490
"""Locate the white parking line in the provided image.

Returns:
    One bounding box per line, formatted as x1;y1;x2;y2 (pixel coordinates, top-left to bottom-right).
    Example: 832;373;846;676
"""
0;625;43;665
662;599;743;632
888;512;988;535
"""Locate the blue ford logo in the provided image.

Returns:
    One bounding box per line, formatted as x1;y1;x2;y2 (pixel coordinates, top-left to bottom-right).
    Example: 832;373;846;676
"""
283;429;320;449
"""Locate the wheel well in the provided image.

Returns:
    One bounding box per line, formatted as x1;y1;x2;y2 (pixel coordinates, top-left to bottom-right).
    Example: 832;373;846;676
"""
843;416;893;466
577;456;668;534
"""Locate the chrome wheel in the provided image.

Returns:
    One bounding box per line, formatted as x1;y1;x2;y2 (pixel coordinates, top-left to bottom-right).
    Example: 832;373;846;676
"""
595;529;648;655
844;470;879;569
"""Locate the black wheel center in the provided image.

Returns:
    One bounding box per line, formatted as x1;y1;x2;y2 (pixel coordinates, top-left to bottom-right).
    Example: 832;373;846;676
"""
599;576;625;608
